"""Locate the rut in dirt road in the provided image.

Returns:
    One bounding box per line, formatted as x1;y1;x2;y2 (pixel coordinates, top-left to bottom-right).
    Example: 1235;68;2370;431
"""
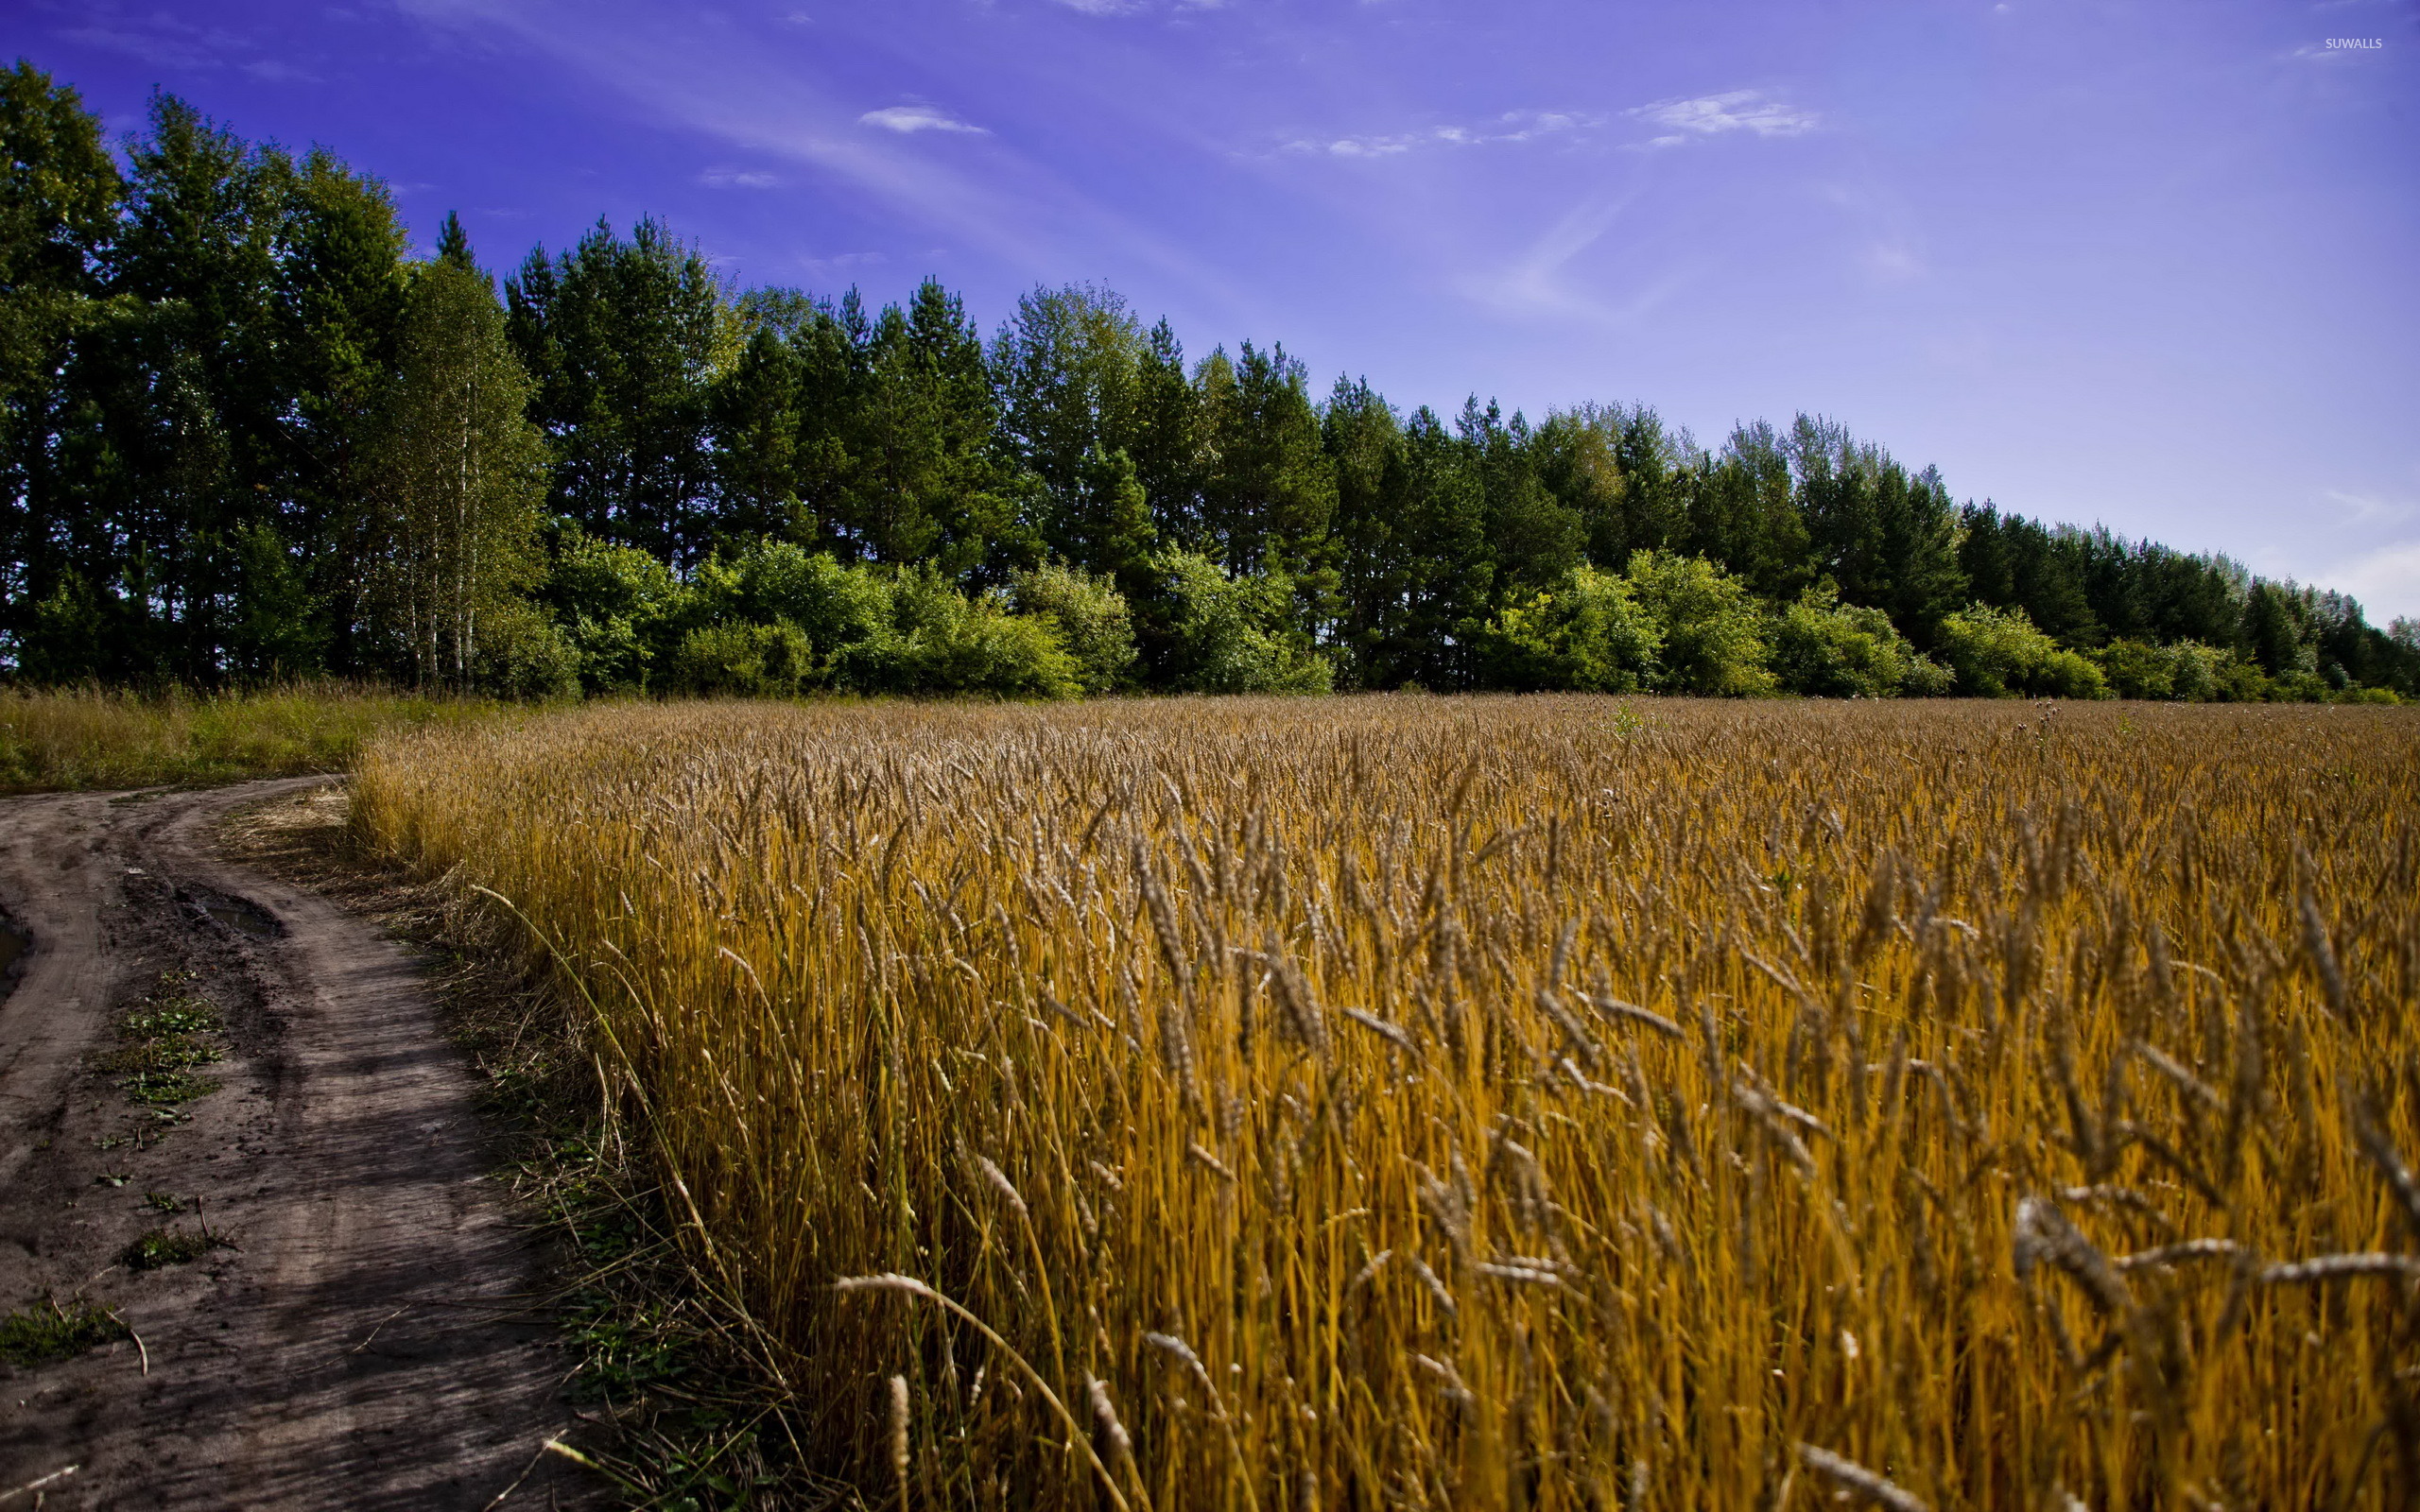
0;778;595;1509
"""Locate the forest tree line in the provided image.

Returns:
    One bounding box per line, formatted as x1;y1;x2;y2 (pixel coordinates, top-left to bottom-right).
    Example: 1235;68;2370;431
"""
6;64;2415;702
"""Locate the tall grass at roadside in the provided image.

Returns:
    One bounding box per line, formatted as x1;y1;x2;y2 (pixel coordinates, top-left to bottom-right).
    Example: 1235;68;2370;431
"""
356;696;2420;1509
0;681;500;794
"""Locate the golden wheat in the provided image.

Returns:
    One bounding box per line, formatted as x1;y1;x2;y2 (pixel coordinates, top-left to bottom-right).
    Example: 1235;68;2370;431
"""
356;695;2420;1509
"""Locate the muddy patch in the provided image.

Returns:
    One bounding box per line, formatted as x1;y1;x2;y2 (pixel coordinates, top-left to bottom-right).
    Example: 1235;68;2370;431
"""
189;888;279;940
0;911;27;1001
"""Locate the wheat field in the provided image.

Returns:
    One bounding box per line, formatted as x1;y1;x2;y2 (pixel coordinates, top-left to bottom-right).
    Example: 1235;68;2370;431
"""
354;696;2420;1510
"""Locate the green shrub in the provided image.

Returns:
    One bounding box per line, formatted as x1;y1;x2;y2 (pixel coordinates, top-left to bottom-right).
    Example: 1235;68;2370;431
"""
473;600;580;701
1011;562;1140;696
548;529;682;694
1937;604;2108;699
1483;565;1660;693
1770;585;1948;697
2268;668;2330;703
2093;639;2174;700
2094;638;2265;702
698;539;893;658
840;568;1081;701
667;622;816;698
2212;656;2271;703
1152;552;1334;695
2332;684;2402;705
1625;551;1773;697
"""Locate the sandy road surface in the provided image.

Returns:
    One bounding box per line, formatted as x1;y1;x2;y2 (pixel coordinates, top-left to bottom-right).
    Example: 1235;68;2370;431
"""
0;779;593;1508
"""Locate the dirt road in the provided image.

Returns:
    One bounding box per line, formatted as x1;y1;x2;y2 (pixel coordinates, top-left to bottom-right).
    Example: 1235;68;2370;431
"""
0;779;593;1508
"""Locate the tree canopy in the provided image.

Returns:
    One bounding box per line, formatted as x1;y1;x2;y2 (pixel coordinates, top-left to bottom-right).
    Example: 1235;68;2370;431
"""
4;63;2412;702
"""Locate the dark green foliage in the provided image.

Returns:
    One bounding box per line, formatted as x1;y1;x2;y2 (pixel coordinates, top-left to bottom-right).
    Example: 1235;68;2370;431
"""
507;217;726;569
1789;417;1967;646
1327;402;1494;691
710;325;802;544
1462;400;1580;596
1195;343;1337;582
3;60;2410;702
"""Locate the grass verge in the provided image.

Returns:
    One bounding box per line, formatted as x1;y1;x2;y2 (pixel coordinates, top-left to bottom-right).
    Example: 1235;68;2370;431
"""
0;681;505;795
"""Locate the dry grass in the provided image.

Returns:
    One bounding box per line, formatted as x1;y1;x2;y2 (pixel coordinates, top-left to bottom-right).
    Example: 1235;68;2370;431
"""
354;695;2420;1509
0;681;498;794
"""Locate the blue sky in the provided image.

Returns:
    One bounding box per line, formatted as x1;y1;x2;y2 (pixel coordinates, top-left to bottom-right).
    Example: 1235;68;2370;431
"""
11;0;2419;618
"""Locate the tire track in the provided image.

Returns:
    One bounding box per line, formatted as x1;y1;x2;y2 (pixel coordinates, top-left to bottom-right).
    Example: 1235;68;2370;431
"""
0;778;594;1509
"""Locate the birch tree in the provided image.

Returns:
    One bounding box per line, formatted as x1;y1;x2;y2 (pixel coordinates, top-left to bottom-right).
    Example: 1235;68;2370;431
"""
369;259;545;688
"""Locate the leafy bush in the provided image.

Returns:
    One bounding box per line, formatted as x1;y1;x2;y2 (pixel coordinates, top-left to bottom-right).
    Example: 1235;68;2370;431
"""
1482;566;1660;693
1936;604;2108;699
667;622;817;698
1770;585;1950;697
839;567;1082;701
1625;551;1773;696
1011;562;1140;696
1152;552;1334;695
472;601;580;701
548;528;682;694
691;539;893;661
2269;668;2331;703
2094;638;2268;702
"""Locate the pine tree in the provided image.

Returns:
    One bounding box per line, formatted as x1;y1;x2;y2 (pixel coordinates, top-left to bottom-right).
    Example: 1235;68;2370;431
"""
992;283;1142;507
833;278;1023;579
710;325;803;545
434;209;474;271
506;216;728;567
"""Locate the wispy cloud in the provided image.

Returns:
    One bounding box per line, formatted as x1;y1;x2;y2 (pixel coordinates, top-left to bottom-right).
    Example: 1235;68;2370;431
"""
859;104;989;135
2313;539;2420;620
1465;192;1693;331
389;0;1239;309
242;59;322;84
700;168;781;189
2325;489;2419;528
1817;180;1929;284
57;16;263;72
1629;90;1818;147
1282;109;1605;160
